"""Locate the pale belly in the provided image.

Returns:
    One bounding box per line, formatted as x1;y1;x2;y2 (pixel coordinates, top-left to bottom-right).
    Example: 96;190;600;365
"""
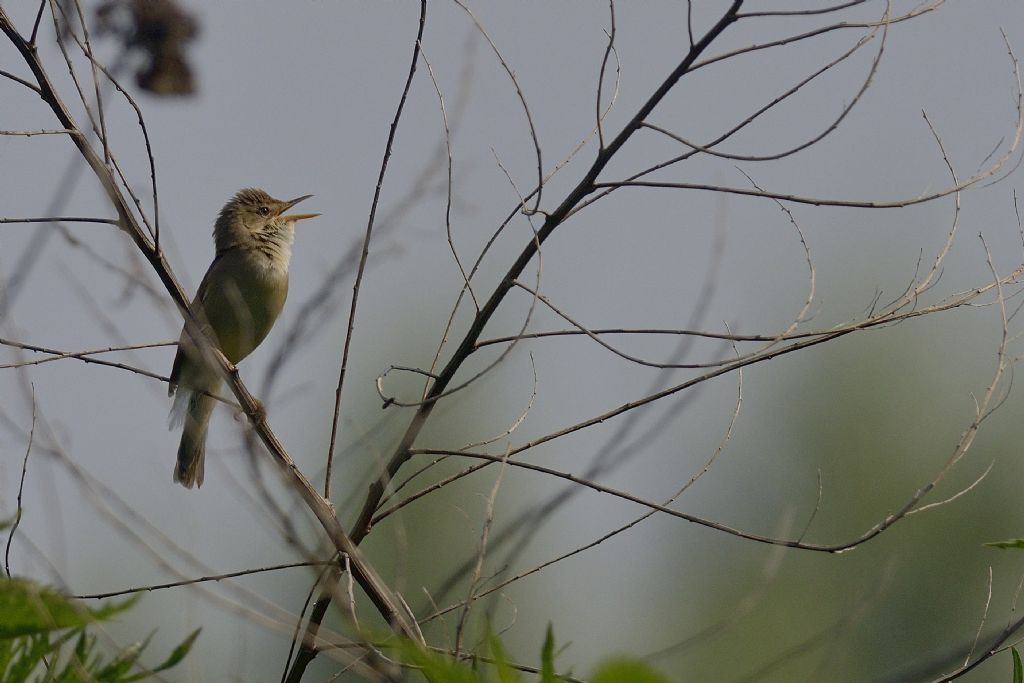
201;254;289;363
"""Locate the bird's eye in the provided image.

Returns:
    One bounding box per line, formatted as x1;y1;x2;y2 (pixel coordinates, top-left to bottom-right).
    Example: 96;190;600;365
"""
258;206;270;216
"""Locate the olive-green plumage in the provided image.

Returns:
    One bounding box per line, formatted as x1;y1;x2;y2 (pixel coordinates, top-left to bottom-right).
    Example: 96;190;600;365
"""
168;188;318;488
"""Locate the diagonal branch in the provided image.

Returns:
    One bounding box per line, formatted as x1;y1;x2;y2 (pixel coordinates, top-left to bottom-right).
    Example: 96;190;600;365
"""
0;6;417;643
349;0;748;544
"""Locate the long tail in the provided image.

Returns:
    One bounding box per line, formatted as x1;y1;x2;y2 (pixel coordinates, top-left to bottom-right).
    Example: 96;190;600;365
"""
173;389;215;488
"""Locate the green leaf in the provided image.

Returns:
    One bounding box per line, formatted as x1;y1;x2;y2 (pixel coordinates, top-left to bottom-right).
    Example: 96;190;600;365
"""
539;623;556;683
97;635;147;680
0;635;13;676
486;630;520;683
52;630;96;682
3;631;61;682
150;627;200;674
124;628;201;680
0;578;91;639
392;638;477;683
73;628;91;663
0;578;136;638
1013;646;1022;683
590;658;672;683
0;583;194;682
984;539;1024;550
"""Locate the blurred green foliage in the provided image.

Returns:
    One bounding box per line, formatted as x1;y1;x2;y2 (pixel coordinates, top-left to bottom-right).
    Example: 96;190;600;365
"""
0;577;197;682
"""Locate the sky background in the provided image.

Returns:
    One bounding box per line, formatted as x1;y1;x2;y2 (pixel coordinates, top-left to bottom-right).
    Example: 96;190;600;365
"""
4;1;1024;681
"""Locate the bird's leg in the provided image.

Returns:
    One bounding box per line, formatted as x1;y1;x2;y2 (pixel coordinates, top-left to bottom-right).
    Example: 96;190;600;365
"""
232;397;267;425
250;398;267;425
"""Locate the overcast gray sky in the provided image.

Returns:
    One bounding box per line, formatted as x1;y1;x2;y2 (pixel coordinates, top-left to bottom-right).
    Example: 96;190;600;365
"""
4;2;1024;681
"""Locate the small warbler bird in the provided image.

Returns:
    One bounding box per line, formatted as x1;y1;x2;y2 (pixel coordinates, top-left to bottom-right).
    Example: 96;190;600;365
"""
168;188;319;488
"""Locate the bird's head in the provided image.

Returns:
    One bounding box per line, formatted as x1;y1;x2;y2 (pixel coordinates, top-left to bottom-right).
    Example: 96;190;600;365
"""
213;188;319;253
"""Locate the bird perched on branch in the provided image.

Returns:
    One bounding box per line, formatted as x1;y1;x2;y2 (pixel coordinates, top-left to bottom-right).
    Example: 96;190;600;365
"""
168;188;319;488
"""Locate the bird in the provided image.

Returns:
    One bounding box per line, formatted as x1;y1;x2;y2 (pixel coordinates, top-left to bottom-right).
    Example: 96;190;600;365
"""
168;188;319;488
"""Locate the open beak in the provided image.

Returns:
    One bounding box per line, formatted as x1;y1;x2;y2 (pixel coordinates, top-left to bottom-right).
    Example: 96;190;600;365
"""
278;194;320;222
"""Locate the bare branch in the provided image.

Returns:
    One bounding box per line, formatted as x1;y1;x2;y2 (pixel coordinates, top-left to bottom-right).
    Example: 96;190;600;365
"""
324;0;427;501
74;561;335;600
0;4;418;643
4;385;36;577
0;67;42;93
964;567;995;668
595;0;616;150
452;0;543;214
455;449;508;654
0;216;118;225
0;128;74;136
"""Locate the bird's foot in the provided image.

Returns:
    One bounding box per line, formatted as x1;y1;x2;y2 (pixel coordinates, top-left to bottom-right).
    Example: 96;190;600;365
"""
251;399;267;425
233;399;267;425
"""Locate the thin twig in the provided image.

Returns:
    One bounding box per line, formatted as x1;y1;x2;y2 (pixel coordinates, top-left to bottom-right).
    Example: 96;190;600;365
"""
595;0;616;150
0;128;75;136
418;42;478;314
324;0;428;501
964;567;995;667
4;386;36;577
74;561;335;600
0;216;118;225
455;448;509;654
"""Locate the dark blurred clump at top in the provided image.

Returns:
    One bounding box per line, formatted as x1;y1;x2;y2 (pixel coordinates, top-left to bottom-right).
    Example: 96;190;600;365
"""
95;0;198;96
